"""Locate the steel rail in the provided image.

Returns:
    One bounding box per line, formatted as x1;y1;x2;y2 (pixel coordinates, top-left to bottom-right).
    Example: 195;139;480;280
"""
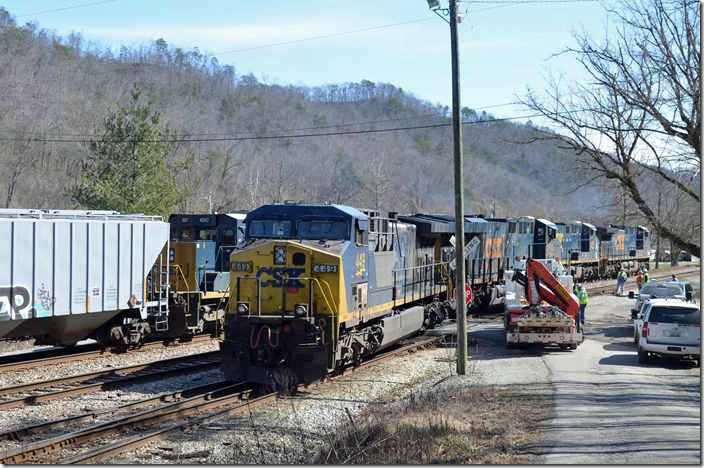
0;351;219;398
0;383;252;464
0;360;219;411
49;335;447;464
0;380;234;442
588;268;700;296
0;334;217;373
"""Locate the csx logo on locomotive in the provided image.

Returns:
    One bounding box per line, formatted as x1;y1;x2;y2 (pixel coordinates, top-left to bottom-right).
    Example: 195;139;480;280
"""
256;267;306;288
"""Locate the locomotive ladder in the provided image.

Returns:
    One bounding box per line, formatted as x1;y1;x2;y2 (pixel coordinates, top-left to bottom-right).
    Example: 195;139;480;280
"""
153;253;170;332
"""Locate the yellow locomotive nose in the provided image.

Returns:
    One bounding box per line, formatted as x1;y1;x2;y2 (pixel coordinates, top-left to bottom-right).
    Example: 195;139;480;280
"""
228;240;342;318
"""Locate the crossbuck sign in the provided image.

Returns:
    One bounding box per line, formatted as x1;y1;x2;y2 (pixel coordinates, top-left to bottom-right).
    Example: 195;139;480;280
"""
449;235;482;270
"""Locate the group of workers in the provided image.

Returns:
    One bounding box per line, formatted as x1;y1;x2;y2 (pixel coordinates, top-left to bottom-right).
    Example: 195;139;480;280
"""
615;266;654;295
573;265;660;326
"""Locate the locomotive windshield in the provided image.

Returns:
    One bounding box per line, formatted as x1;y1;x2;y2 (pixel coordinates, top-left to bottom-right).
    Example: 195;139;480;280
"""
297;218;349;240
248;219;292;238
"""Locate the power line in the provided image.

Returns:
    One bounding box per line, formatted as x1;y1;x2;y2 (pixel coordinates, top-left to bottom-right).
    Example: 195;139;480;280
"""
214;18;435;56
2;99;534;139
5;98;534;138
16;0;118;18
0;109;566;144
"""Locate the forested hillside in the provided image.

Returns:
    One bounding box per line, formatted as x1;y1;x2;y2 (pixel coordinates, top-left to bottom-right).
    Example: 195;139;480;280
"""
0;7;608;221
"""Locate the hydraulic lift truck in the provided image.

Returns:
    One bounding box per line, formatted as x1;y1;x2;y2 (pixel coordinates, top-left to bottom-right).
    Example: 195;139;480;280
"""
504;258;583;349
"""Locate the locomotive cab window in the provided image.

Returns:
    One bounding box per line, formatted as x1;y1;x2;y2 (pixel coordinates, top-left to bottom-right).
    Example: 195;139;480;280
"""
508;222;516;233
297;217;348;240
354;219;368;246
181;227;195;241
222;229;235;245
198;228;217;241
248;219;292;238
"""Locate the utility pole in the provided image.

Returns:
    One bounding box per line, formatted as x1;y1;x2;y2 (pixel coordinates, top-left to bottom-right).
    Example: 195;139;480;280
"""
655;190;661;269
450;0;467;375
206;192;213;214
426;0;467;375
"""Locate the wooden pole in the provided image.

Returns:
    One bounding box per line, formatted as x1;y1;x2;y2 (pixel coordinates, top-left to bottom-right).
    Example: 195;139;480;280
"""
450;0;467;375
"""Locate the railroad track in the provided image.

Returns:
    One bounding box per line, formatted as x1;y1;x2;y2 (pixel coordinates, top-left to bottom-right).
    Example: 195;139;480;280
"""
0;334;218;374
0;335;446;464
0;352;219;410
588;266;700;296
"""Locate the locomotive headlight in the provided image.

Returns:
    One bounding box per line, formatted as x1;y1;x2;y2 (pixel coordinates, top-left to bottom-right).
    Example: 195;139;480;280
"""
236;302;250;315
294;303;308;318
274;246;287;265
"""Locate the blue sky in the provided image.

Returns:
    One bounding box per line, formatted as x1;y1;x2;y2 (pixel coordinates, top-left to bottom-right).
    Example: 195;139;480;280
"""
5;0;609;120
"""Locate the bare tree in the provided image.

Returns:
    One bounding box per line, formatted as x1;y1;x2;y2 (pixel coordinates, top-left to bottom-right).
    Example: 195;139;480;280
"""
522;0;700;256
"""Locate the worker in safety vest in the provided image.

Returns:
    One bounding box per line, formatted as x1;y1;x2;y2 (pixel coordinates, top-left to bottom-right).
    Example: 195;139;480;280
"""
636;270;644;291
642;269;650;284
616;269;627;296
575;283;588;325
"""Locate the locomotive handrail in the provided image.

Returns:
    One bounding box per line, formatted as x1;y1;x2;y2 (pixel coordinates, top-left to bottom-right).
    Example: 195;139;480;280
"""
171;264;192;315
214;244;238;271
310;277;339;317
392;261;450;306
234;276;262;315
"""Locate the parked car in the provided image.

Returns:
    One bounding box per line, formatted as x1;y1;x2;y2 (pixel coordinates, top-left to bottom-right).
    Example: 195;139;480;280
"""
634;299;700;366
631;281;689;318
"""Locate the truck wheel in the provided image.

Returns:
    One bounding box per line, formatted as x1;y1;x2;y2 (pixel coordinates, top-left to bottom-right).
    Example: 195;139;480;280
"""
569;343;577;350
506;342;515;349
638;346;650;364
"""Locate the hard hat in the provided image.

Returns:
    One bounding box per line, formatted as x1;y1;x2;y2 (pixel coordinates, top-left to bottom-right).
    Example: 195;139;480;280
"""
576;283;583;290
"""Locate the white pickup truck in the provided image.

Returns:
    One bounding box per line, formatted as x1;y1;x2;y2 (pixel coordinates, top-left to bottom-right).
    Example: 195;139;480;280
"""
633;298;700;366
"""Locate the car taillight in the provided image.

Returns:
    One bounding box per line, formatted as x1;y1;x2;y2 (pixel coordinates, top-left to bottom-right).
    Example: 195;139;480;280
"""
642;322;649;337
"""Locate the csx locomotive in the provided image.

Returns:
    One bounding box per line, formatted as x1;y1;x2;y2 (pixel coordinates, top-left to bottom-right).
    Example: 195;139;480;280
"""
218;204;568;384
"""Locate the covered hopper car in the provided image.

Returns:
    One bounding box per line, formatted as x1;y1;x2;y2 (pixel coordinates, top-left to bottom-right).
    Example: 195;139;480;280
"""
0;209;171;347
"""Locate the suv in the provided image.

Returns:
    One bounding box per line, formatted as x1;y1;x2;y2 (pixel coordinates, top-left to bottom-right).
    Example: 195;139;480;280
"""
634;299;700;366
631;282;688;318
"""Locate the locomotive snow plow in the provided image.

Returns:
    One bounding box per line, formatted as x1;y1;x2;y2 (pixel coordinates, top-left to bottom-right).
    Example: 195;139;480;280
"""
504;258;582;349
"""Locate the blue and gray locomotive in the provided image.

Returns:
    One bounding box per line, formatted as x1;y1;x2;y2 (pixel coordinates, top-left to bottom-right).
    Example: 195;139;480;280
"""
219;203;456;385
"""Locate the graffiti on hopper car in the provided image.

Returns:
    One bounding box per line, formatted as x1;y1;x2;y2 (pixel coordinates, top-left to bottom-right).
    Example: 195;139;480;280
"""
0;285;34;320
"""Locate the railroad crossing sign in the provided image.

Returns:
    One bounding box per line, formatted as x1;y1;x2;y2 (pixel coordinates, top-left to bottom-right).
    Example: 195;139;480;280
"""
454;284;472;305
449;235;481;270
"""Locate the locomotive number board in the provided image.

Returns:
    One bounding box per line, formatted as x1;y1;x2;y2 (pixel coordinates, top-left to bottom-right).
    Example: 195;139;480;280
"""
231;261;253;272
313;264;338;273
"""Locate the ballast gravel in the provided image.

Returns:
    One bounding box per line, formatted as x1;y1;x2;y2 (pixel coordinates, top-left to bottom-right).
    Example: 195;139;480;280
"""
109;326;552;464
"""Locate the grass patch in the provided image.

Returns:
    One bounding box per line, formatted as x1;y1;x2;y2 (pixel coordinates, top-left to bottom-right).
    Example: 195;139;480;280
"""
315;383;552;464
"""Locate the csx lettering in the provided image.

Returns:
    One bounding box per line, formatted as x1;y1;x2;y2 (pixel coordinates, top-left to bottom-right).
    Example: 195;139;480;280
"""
484;238;503;259
256;267;306;288
615;234;625;251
